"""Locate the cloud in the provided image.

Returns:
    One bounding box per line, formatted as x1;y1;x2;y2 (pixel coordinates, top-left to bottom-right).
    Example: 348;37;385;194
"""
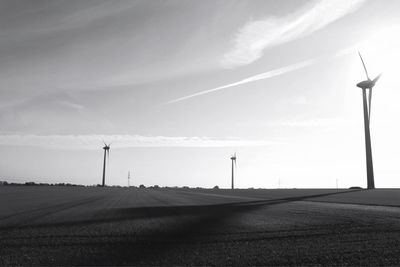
0;134;277;150
166;39;376;104
3;2;140;42
222;0;366;68
54;100;85;111
167;58;316;104
269;118;349;127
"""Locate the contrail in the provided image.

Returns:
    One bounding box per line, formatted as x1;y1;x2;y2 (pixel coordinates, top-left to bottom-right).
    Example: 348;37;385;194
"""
167;59;317;104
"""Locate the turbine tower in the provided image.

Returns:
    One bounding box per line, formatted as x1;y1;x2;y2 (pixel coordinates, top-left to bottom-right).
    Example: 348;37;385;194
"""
230;153;236;189
356;52;382;189
101;142;111;187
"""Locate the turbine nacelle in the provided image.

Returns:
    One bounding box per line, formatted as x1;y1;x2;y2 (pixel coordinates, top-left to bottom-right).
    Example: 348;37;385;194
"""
103;141;111;150
356;74;382;90
356;79;374;90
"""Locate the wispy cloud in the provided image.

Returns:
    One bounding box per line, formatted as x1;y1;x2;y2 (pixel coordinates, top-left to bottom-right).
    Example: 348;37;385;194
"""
167;39;370;104
0;134;277;150
272;118;349;127
3;2;140;42
222;0;366;68
167;59;316;104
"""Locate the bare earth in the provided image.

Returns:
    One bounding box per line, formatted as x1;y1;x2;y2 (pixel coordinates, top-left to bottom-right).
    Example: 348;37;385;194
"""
1;186;400;266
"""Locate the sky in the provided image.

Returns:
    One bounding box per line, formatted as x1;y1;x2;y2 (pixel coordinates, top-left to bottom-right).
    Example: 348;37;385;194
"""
1;0;400;188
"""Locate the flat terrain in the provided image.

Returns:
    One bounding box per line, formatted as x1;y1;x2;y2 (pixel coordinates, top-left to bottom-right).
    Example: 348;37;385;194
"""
1;186;400;266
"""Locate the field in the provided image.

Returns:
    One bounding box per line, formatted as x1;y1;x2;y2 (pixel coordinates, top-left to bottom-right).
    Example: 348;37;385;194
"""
1;186;400;266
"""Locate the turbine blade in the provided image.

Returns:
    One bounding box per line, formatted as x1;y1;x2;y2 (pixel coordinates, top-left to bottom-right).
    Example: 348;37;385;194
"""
358;51;370;80
373;73;382;84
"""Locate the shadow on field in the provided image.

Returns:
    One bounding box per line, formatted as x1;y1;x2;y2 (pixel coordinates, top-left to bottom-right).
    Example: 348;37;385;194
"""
0;189;368;265
94;189;364;221
0;189;362;231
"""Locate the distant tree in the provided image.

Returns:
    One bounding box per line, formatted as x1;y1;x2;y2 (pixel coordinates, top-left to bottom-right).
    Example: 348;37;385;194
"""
213;185;219;189
153;185;159;189
182;186;189;189
139;184;146;189
25;182;36;186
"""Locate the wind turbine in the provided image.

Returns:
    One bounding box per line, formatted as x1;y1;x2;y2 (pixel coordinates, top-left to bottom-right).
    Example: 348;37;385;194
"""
356;52;382;189
101;142;111;187
230;153;237;189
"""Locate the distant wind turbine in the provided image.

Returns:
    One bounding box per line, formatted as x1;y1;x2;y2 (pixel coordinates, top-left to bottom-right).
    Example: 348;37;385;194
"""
101;142;111;187
230;153;237;189
356;52;382;189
